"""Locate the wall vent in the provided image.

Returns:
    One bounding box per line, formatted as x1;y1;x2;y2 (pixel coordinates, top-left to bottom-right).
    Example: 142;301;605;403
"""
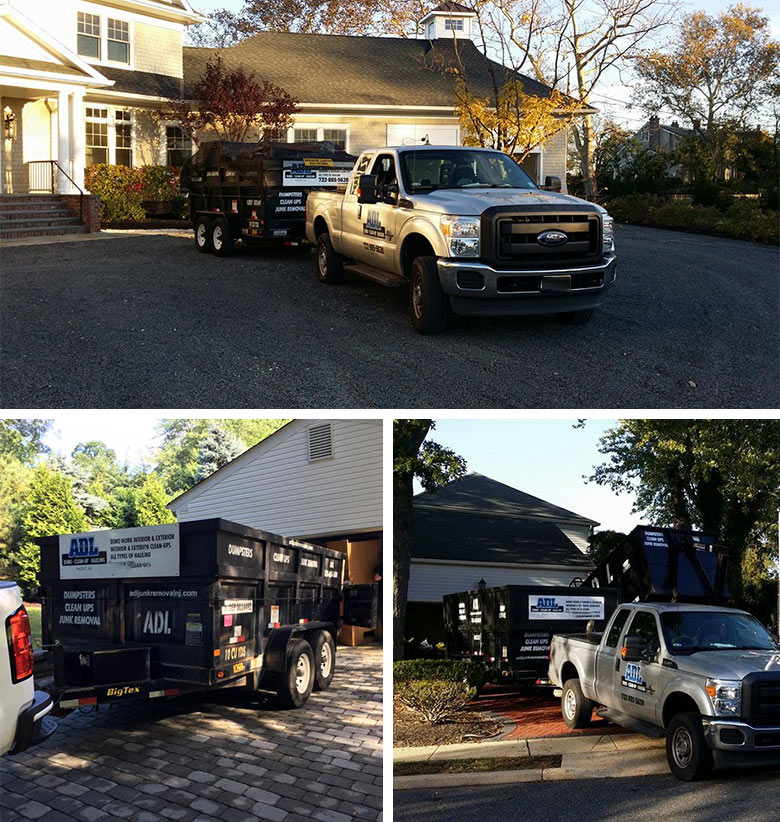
308;423;333;462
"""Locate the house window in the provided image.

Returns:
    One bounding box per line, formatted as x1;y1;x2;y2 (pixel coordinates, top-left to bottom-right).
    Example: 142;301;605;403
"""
77;12;101;59
293;128;318;143
166;125;191;168
85;108;109;165
444;18;464;30
322;129;347;151
107;19;130;64
115;111;132;166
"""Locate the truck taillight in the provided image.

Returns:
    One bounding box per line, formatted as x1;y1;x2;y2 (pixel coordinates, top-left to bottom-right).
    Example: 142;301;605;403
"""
7;605;34;683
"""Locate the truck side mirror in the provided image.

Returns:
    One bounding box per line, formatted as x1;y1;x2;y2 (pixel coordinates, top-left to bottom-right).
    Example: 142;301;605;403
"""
621;634;645;662
357;174;378;205
542;175;562;192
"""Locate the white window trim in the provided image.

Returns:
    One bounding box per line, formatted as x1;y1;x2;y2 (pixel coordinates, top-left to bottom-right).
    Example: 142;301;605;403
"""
85;105;135;166
161;122;195;166
286;124;350;153
76;11;134;70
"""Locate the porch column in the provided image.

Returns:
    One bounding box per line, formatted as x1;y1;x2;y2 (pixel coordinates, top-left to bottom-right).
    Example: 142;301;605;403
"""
0;89;3;195
56;88;74;193
69;89;85;190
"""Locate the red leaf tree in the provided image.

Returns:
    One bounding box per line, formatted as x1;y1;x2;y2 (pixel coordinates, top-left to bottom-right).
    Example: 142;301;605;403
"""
167;56;298;143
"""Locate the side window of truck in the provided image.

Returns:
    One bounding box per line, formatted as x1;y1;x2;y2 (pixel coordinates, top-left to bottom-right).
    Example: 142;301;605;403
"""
370;154;398;190
605;608;631;648
349;154;373;195
627;611;662;659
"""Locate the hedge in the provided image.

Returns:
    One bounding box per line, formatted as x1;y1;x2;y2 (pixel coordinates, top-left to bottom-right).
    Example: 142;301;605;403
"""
393;659;487;689
395;680;475;724
605;194;779;245
85;164;187;223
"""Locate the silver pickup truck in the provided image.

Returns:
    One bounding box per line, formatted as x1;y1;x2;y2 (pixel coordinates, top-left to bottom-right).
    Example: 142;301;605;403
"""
305;145;616;333
549;601;780;780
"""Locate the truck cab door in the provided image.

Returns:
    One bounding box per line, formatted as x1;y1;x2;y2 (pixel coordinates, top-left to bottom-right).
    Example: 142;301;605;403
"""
615;610;663;725
352;153;401;272
339;153;372;260
595;607;631;708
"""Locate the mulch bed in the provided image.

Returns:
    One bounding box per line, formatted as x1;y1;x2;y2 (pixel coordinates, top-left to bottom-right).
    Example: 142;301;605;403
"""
394;703;507;748
394;755;561;776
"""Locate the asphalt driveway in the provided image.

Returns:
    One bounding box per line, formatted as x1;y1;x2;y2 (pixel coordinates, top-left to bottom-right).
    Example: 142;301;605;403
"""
0;645;382;822
1;225;776;408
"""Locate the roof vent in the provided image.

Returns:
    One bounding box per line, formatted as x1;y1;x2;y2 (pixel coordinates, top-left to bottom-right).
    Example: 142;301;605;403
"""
308;423;333;462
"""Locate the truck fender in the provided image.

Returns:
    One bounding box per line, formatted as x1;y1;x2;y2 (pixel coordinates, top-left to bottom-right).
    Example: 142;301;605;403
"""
262;621;337;674
550;647;587;693
309;208;332;245
659;678;713;727
397;216;449;268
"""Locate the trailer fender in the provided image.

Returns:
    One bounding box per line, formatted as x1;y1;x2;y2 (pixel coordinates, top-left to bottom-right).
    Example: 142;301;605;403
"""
263;621;336;674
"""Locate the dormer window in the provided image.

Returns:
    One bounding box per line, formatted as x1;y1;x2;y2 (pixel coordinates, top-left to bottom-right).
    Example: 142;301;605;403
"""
444;18;464;30
107;19;130;64
77;12;101;59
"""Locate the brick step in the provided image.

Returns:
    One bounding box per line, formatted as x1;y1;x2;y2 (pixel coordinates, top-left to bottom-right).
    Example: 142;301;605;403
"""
0;204;75;215
0;196;68;204
0;225;88;240
0;216;81;229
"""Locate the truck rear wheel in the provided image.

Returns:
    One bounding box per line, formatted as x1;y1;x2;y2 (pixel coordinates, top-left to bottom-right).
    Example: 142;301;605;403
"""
561;678;593;729
410;256;448;334
316;232;344;283
311;630;336;691
666;712;713;781
277;638;315;709
212;218;234;257
195;217;212;253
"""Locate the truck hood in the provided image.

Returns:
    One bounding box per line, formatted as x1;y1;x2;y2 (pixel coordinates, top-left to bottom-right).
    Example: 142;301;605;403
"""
677;649;780;680
410;188;605;216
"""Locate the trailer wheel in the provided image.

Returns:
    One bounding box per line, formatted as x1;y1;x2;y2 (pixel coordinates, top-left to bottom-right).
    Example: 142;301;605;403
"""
212;218;234;257
316;232;344;283
409;256;448;334
195;217;212;253
666;712;713;781
311;630;336;691
561;678;593;729
277;638;315;709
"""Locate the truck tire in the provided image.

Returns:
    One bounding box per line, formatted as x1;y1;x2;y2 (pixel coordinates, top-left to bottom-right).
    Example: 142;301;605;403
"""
316;232;344;283
557;308;594;325
276;638;315;709
211;217;234;257
409;256;448;334
195;217;212;253
311;630;336;691
666;712;713;781
561;678;593;729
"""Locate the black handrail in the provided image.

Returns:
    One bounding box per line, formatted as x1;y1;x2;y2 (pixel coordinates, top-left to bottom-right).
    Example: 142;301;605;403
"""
27;160;84;225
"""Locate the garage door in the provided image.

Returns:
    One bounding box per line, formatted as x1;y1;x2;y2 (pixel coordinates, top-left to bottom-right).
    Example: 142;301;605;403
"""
386;124;460;146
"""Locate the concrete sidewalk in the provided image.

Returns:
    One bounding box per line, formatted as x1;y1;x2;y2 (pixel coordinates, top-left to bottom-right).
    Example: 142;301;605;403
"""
394;733;667;789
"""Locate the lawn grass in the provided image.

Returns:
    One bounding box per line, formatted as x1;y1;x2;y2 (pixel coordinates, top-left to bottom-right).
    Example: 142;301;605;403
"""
394;755;562;776
23;602;42;647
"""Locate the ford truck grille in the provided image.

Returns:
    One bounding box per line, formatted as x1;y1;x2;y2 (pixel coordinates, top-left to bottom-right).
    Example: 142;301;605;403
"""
742;673;780;727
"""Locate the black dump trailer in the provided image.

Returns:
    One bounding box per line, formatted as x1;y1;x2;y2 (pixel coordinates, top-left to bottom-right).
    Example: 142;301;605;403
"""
582;524;729;605
443;585;621;685
343;582;382;632
180;140;356;256
36;518;344;713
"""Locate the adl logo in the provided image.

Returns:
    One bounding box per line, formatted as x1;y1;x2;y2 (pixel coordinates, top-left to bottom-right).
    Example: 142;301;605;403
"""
69;537;98;558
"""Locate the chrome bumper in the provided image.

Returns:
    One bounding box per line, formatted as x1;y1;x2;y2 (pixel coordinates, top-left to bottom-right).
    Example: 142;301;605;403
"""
703;718;780;753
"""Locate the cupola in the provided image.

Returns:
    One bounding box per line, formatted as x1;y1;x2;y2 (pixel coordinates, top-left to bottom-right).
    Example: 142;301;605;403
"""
419;1;476;40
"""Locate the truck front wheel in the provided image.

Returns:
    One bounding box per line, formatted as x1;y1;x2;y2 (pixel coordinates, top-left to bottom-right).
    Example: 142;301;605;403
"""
561;678;593;729
212;218;234;257
316;232;344;284
409;256;448;334
195;217;212;253
666;712;713;781
311;630;336;691
277;638;315;709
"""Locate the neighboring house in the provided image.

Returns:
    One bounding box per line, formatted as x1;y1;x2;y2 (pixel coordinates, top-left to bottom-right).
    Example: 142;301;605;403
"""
406;472;598;644
184;1;571;186
168;419;382;589
632;115;691;178
0;0;202;194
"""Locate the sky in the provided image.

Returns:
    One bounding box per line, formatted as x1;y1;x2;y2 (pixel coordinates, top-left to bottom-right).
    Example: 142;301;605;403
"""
188;0;780;130
412;419;642;533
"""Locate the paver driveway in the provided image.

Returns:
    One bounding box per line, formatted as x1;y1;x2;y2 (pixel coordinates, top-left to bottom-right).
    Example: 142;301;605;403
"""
0;646;383;822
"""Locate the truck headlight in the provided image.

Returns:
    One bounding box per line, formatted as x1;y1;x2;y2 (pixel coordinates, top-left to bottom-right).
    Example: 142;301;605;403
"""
441;215;480;257
706;679;741;717
602;214;614;253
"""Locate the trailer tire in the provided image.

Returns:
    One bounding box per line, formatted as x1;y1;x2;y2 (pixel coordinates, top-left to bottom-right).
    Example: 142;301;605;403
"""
316;232;344;283
666;712;713;781
311;630;336;691
409;256;448;334
561;678;593;729
277;638;315;709
195;217;212;253
212;217;234;257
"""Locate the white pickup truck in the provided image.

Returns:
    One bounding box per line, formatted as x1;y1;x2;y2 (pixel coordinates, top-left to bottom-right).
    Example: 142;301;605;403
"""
305;145;616;333
1;582;55;755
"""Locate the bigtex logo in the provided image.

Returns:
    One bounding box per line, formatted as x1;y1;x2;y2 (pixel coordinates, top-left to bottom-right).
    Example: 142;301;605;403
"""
106;686;140;697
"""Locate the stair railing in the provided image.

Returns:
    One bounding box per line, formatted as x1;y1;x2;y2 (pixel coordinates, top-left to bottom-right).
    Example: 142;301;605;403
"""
27;160;85;225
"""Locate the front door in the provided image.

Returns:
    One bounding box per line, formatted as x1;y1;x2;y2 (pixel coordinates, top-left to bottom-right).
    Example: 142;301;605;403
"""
595;606;632;708
354;153;401;273
615;609;663;724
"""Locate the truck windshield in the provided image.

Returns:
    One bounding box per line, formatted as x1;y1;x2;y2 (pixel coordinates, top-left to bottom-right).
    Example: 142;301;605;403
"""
660;611;777;654
399;149;538;192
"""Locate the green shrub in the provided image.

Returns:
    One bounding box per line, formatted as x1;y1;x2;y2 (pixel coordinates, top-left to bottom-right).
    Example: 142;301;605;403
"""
85;164;185;223
395;679;475;724
393;659;487;689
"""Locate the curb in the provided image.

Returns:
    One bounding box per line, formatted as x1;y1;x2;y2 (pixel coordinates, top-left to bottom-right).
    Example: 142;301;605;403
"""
394;769;546;790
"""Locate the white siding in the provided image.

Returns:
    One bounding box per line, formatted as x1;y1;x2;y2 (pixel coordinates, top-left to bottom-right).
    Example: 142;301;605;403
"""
557;523;592;554
408;561;594;603
172;419;381;539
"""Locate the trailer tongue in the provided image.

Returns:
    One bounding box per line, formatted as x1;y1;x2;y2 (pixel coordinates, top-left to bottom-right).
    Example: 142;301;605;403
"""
37;519;344;712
